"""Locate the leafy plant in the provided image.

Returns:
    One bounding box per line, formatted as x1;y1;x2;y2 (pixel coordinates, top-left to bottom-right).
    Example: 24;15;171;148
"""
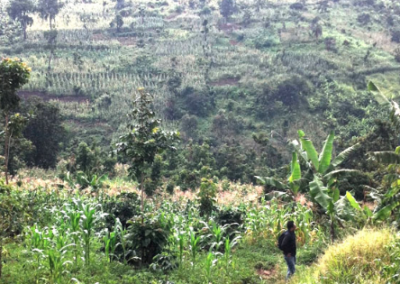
198;178;217;217
80;202;98;266
256;152;302;201
115;88;179;215
291;130;363;241
126;213;172;266
189;230;201;269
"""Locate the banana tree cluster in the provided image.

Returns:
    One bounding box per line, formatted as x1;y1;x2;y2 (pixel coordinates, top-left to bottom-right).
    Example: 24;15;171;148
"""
293;130;370;241
257;129;368;242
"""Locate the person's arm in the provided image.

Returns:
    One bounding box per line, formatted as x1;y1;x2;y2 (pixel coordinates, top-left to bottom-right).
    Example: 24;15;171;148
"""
281;234;291;256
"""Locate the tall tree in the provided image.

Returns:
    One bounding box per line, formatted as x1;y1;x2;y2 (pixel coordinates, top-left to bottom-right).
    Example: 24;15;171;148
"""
37;0;64;29
219;0;236;21
22;97;65;169
116;88;179;214
0;58;31;184
7;0;35;40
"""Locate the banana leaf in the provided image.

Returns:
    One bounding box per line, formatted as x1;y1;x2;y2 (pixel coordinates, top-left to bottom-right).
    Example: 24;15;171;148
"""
346;191;361;211
324;169;363;180
309;176;331;210
369;151;400;165
299;135;319;171
332;143;359;167
318;131;334;174
367;81;390;105
288;152;301;183
255;176;285;190
373;202;400;221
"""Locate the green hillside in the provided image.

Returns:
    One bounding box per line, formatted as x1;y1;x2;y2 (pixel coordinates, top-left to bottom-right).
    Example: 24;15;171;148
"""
2;0;400;181
2;1;400;283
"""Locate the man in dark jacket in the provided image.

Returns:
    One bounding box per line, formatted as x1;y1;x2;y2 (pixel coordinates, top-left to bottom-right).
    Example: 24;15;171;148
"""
282;220;297;280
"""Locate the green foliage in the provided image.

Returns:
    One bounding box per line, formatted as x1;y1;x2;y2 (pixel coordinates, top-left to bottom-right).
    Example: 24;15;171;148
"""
22;97;65;169
219;0;236;20
116;88;179;213
126;212;172;265
7;0;34;40
0;58;30;112
198;178;217;217
37;0;64;28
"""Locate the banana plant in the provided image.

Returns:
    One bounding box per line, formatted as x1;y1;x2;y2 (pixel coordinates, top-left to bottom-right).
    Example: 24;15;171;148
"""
309;175;362;242
291;130;363;241
255;152;303;201
368;147;400;221
368;81;400;130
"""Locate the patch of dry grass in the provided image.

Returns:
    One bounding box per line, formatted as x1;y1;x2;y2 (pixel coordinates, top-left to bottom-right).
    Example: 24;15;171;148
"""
291;229;396;284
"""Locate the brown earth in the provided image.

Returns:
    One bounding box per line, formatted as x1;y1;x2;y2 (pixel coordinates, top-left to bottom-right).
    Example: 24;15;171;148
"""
18;91;89;103
210;78;239;86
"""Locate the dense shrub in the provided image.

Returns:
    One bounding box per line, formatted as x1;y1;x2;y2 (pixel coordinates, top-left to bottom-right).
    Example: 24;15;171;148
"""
179;87;214;117
270;75;312;107
215;207;245;228
126;213;173;265
391;29;400;43
357;13;371;25
198;178;217;217
290;2;304;10
102;192;140;230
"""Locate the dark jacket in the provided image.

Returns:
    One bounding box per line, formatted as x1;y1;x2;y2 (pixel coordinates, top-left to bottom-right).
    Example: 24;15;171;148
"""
281;230;296;256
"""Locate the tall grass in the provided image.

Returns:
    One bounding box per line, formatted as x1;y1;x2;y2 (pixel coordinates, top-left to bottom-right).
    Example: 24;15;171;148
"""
291;229;397;284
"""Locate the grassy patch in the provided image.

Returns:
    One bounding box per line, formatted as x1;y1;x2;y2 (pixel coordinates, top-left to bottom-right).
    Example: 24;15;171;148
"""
290;228;398;284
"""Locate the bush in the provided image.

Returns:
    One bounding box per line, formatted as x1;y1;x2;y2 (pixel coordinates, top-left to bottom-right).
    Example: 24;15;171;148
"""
391;29;400;43
102;192;140;230
357;13;371;25
126;213;173;265
290;229;395;283
198;178;217;217
269;75;312;108
253;36;279;49
215;207;245;231
166;182;174;194
290;2;304;10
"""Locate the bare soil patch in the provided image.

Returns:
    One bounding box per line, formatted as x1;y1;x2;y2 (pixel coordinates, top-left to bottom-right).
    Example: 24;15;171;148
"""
219;23;241;34
117;37;136;46
256;267;278;280
18;91;89;103
210;78;239;86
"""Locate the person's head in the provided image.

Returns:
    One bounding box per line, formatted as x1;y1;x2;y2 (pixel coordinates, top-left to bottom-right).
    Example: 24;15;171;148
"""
287;220;296;232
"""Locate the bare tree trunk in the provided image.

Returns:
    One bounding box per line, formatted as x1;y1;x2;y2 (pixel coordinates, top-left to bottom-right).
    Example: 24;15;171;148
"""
4;114;9;185
0;238;2;279
140;173;145;217
330;216;335;243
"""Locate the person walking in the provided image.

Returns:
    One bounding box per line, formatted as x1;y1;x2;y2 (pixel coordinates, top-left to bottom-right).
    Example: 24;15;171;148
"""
279;220;297;280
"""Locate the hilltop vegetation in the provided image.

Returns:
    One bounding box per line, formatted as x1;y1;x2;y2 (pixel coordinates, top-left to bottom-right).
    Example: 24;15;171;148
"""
1;0;400;184
1;0;400;283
